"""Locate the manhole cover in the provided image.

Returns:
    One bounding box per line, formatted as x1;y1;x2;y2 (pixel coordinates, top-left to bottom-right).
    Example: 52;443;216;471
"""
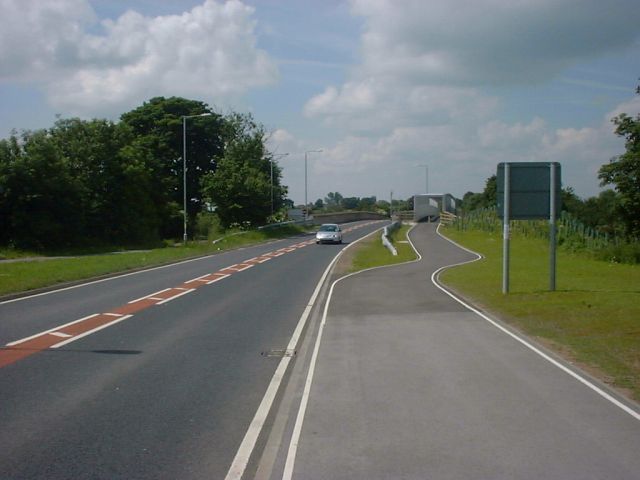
261;348;296;358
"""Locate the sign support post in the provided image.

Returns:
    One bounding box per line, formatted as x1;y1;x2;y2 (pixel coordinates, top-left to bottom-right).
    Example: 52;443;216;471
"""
502;163;510;294
549;163;557;291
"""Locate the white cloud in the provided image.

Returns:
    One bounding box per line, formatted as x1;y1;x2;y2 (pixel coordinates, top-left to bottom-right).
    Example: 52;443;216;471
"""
297;0;639;200
0;0;278;115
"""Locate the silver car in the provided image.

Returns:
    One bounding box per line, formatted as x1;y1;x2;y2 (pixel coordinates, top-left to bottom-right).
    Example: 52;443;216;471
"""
315;223;343;244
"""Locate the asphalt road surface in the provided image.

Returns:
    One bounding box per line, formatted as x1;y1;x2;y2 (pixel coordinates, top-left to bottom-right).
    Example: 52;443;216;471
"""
259;222;640;480
0;220;383;479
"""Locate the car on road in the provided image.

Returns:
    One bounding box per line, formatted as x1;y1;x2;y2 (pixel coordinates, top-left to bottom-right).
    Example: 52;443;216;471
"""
315;223;343;244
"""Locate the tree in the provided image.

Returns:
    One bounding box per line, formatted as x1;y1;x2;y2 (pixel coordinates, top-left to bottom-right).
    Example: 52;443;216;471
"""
201;113;283;227
598;83;640;237
324;192;343;210
120;97;225;237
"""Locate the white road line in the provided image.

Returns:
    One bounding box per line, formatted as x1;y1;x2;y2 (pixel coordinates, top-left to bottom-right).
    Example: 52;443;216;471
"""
156;289;195;305
282;226;413;480
127;288;171;304
50;315;133;349
233;264;254;272
207;274;230;284
224;225;386;480
433;224;640;422
6;314;100;346
49;332;72;338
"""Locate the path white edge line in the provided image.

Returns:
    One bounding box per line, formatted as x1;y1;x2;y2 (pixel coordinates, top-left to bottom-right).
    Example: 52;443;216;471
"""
223;223;386;480
282;223;417;480
433;223;640;422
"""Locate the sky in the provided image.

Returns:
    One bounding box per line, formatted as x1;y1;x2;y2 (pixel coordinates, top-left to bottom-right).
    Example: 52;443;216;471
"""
1;0;639;205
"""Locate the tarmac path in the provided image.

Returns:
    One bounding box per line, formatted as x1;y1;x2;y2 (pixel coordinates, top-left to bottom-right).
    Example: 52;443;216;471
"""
282;222;640;479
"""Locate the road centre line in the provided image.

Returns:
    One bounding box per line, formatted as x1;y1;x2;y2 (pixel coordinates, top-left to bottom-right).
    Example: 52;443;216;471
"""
6;313;101;346
128;288;172;304
50;315;133;349
156;288;195;305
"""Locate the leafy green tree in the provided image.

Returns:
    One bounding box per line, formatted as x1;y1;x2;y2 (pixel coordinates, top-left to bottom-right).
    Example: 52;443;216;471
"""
324;192;343;210
599;84;640;237
201;113;283;227
120;97;225;237
342;197;359;210
0;130;84;249
358;196;377;211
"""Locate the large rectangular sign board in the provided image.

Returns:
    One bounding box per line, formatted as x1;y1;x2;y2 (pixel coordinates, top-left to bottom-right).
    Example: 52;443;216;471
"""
497;162;561;219
497;162;562;293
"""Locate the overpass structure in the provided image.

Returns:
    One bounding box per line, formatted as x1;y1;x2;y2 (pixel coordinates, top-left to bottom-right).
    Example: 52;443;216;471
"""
413;193;456;222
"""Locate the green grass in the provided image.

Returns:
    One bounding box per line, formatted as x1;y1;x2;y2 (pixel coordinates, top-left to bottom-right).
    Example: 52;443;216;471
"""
349;224;417;272
440;226;640;401
0;225;310;297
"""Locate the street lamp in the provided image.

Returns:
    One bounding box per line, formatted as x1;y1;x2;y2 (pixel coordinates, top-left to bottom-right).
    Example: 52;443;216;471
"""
183;112;212;244
304;149;323;220
417;164;429;194
271;153;289;217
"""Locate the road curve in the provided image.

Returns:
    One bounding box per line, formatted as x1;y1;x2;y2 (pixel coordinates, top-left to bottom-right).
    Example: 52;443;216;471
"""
276;222;640;480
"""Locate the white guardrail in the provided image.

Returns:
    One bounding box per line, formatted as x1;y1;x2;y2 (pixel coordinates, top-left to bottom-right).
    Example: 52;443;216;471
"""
382;221;401;256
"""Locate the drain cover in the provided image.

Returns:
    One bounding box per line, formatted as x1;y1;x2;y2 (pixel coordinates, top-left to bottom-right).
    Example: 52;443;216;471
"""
261;348;296;357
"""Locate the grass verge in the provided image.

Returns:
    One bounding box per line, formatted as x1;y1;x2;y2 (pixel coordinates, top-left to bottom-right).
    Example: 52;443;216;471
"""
348;224;417;273
439;225;640;402
0;225;310;297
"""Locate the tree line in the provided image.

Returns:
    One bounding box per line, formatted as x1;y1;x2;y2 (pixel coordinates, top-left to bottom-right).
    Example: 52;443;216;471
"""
459;83;640;241
310;191;412;216
0;97;287;250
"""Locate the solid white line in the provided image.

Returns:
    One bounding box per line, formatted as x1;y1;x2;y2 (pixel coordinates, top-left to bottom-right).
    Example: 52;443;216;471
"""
127;288;171;304
207;274;230;284
156;288;195;305
6;313;100;346
224;225;386;480
432;224;640;422
282;224;416;479
50;315;133;348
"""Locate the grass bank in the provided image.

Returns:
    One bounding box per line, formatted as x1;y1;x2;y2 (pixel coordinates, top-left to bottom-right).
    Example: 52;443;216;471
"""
0;225;310;297
349;224;417;273
439;226;640;402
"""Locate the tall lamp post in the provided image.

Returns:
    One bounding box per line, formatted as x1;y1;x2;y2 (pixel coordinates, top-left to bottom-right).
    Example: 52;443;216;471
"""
271;153;289;217
304;149;322;220
417;164;429;194
182;113;212;244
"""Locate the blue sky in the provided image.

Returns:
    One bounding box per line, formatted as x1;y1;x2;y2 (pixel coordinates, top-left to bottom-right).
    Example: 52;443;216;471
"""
1;0;639;204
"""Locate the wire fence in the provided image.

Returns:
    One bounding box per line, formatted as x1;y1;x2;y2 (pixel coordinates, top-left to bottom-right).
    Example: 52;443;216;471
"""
452;208;617;251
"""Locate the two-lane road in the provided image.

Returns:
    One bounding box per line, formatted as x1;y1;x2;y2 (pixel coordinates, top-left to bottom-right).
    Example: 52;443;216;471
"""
0;221;383;479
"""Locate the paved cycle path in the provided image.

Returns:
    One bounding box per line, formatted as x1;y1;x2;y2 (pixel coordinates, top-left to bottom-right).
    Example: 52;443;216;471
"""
285;222;640;479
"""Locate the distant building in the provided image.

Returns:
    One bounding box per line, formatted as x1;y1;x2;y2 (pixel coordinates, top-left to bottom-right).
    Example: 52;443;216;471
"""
413;194;456;222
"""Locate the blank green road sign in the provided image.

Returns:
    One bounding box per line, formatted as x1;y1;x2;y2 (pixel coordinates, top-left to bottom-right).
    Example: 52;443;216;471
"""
497;162;561;220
